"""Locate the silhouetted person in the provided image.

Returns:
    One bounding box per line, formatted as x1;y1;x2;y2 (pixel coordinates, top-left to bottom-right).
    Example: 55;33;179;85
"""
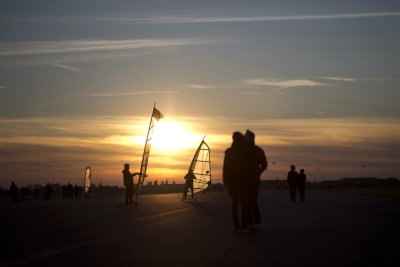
67;183;73;199
287;165;298;203
34;187;40;200
223;131;249;232
218;183;222;192
78;186;83;198
21;186;28;201
298;169;306;202
122;163;138;205
44;183;53;200
74;184;79;199
62;185;67;199
182;170;196;200
244;130;268;229
10;181;18;204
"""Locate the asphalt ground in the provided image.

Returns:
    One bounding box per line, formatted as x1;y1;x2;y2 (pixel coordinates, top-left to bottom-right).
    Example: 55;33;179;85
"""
1;190;399;266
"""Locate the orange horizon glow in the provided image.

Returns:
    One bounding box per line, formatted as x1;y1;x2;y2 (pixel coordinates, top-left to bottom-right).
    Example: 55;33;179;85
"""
0;115;399;187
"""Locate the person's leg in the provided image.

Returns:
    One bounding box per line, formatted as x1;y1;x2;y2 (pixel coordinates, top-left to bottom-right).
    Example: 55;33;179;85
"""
190;183;194;199
293;184;297;203
183;183;188;198
288;183;293;202
241;187;253;228
253;180;261;224
231;192;240;228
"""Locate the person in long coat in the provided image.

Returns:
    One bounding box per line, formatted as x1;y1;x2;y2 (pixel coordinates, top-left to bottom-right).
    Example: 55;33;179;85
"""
223;132;249;231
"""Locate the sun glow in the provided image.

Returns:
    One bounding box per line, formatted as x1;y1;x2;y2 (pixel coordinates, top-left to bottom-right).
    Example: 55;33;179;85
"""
151;120;199;152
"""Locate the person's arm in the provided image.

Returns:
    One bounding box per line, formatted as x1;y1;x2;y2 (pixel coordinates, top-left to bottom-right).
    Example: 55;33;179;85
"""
259;149;268;175
222;150;231;185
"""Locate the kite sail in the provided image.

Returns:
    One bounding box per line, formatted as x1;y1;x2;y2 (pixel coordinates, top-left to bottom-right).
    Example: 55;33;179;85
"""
134;103;163;205
84;166;92;197
188;136;212;194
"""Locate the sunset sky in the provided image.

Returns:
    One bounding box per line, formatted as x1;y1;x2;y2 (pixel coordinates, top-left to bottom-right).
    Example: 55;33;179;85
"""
1;0;400;188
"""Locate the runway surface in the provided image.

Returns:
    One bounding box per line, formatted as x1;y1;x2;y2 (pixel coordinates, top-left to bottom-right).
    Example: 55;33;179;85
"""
1;190;399;266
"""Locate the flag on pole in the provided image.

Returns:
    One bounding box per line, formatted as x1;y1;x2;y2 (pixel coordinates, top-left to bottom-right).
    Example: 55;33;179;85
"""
152;107;164;121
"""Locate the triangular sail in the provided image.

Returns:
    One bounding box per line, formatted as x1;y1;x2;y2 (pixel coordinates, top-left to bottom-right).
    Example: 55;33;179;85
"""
84;166;92;196
134;103;163;204
189;137;212;194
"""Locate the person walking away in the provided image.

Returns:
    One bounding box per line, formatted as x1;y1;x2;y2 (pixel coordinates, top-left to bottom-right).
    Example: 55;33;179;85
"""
122;163;138;205
10;181;18;204
298;169;306;202
223;132;249;232
182;170;196;200
287;165;298;203
244;130;268;230
44;183;53;200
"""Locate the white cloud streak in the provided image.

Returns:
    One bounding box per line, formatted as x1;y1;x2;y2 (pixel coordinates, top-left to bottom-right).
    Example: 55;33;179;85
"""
0;86;7;90
185;84;225;90
52;63;81;72
244;79;325;88
0;38;207;56
321;76;356;82
97;12;400;24
89;89;184;97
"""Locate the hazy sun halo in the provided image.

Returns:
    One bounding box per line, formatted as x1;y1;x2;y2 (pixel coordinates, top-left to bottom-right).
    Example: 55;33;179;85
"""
150;120;199;152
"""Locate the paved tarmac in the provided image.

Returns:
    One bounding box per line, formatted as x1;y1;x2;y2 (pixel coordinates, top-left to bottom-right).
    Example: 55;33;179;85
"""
1;190;399;266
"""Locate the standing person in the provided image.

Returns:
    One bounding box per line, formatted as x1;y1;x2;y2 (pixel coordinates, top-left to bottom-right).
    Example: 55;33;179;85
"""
244;130;268;230
287;165;298;203
10;181;18;204
122;163;138;205
298;169;306;202
181;170;196;200
34;187;40;200
223;131;249;232
44;183;53;200
21;186;28;201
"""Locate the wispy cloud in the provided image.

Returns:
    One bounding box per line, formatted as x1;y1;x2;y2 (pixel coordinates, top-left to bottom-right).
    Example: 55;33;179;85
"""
96;12;400;24
3;11;399;25
0;86;6;90
90;84;229;97
321;76;356;82
244;79;325;88
185;84;226;90
89;89;183;97
0;38;208;56
52;63;81;72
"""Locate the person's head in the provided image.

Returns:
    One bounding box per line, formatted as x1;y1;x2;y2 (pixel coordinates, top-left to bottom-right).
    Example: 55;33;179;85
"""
300;169;305;174
290;165;296;170
244;129;255;145
232;131;244;143
124;163;130;169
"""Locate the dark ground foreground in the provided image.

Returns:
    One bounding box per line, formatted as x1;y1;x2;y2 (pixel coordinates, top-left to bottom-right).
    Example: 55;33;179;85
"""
1;190;399;267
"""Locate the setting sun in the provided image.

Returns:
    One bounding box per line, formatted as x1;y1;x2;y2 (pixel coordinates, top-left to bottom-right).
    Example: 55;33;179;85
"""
151;120;199;152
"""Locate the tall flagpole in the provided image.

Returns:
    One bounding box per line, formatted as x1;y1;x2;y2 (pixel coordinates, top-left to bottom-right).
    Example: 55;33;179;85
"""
134;103;157;205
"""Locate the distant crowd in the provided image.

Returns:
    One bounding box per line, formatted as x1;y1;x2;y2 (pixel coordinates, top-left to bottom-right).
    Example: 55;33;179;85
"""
8;181;87;203
62;183;84;199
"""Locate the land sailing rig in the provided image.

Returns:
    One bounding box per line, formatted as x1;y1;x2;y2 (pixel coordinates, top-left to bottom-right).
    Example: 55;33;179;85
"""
189;136;212;195
134;103;163;205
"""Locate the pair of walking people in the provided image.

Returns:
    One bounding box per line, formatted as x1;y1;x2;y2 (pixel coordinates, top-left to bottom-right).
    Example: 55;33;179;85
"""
223;130;268;232
287;165;306;203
